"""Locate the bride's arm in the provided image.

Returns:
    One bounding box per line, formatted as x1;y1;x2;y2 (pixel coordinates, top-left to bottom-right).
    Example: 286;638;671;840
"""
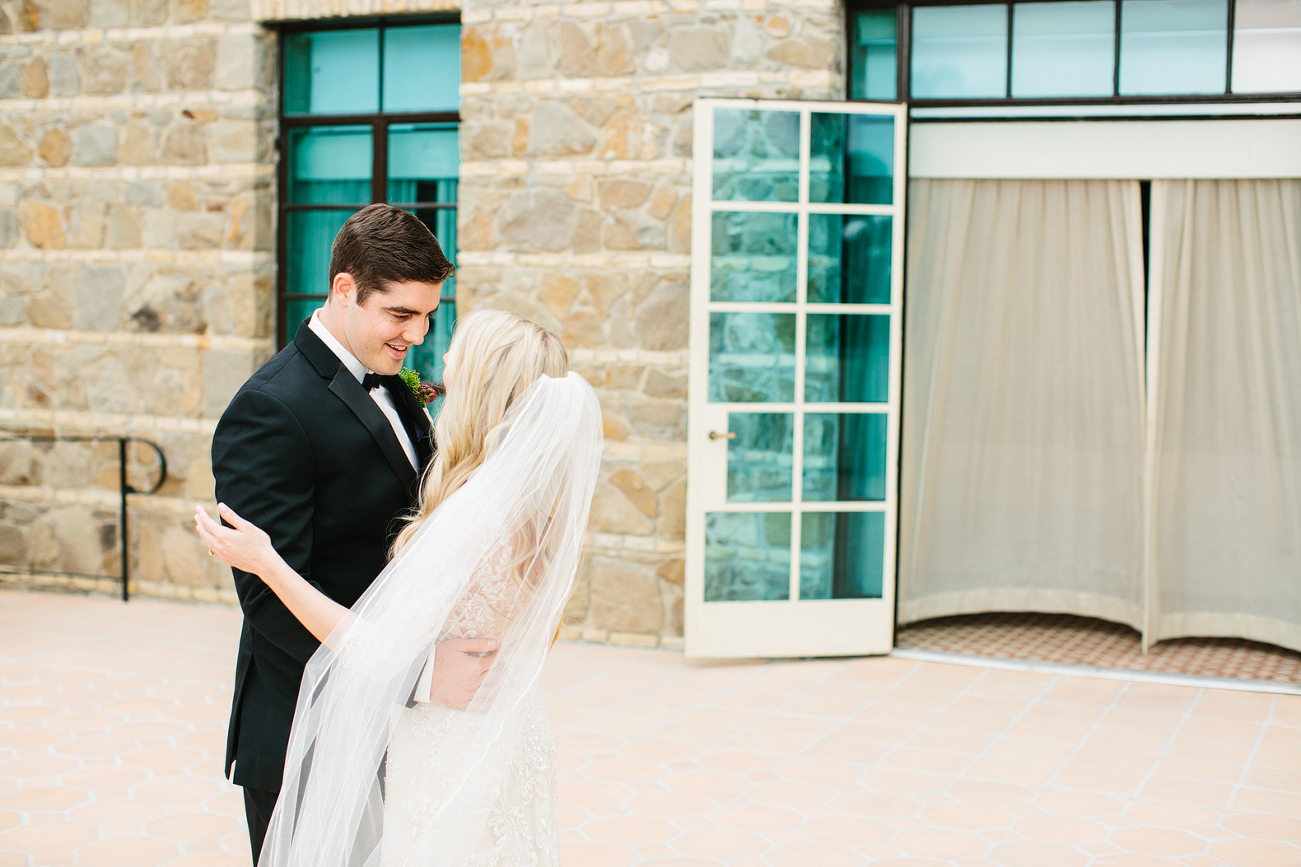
196;503;349;642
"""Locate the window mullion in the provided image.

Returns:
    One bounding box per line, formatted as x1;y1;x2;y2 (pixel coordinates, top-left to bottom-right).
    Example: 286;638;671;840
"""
1225;0;1235;94
1113;0;1123;97
373;120;388;204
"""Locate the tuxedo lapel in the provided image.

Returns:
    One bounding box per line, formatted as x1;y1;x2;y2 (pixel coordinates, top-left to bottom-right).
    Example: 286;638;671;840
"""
386;375;435;473
328;367;418;492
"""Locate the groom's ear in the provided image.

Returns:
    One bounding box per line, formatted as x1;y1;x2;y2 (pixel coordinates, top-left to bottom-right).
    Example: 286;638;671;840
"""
330;272;359;307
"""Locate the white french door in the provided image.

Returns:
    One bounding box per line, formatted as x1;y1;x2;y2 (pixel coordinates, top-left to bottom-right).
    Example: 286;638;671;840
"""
684;99;908;659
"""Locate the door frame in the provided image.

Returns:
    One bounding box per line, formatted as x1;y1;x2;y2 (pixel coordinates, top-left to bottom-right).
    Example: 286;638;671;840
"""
684;98;909;659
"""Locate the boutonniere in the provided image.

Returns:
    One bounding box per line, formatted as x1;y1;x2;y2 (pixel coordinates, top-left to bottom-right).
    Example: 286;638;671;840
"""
398;367;443;407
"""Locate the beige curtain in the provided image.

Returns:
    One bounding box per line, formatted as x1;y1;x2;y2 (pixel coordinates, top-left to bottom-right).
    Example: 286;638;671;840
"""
1145;180;1301;651
898;180;1148;628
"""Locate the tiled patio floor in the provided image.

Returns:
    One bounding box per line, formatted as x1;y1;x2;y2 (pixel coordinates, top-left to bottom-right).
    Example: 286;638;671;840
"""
2;589;1300;867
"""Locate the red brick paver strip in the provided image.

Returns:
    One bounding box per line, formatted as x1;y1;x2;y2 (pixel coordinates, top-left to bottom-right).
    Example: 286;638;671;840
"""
2;589;1300;865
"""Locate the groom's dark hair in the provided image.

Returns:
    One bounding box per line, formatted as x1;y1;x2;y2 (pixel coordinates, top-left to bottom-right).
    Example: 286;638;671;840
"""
329;203;454;305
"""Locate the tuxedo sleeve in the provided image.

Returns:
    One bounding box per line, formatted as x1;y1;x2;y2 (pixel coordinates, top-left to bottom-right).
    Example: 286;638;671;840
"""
212;388;322;664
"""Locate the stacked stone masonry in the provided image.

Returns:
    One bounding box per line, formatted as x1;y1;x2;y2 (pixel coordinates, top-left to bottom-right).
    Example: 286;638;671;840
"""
0;0;847;642
0;0;276;604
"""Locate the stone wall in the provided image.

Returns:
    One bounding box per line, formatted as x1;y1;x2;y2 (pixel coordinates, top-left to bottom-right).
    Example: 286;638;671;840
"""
456;0;845;645
0;0;847;645
0;0;276;602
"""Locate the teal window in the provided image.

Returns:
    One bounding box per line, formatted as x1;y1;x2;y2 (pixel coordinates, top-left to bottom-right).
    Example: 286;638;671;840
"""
911;4;1010;98
850;8;900;100
850;0;1299;102
1012;1;1117;96
279;19;461;391
1120;0;1229;94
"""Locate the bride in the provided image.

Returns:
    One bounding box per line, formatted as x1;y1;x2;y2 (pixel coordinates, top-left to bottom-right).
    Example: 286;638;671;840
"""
195;310;603;866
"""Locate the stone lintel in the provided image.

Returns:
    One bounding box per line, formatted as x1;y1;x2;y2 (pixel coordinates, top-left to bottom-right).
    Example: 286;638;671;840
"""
250;0;459;23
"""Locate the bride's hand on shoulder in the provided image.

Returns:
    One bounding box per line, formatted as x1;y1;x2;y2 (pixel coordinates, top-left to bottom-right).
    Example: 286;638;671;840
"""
195;503;282;578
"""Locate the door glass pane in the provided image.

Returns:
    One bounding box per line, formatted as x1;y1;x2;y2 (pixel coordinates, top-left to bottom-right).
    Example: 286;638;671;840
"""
911;4;1010;98
808;214;892;304
711;212;798;303
1231;0;1301;92
726;413;794;503
803;413;888;502
283;29;380;115
705;512;791;601
710;312;796;403
1012;1;1117;96
800;512;885;600
286;210;358;297
805;314;891;403
1119;0;1228;94
288;126;372;204
810;114;895;206
851;8;899;100
284;297;326;344
712;109;800;203
383;24;462;113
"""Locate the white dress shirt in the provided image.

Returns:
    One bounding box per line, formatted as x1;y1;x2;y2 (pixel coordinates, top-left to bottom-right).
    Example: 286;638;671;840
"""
309;311;418;470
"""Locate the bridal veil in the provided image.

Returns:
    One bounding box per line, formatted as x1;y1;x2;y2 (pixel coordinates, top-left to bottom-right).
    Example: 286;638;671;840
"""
258;372;602;867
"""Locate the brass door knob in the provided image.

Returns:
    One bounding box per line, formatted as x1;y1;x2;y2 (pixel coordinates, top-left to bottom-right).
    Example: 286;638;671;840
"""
709;431;737;440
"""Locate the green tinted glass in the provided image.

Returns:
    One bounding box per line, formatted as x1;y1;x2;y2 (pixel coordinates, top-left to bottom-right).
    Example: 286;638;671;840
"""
726;412;795;503
288;126;372;204
810;113;895;205
803;413;888;502
283;29;379;115
709;312;797;403
705;512;792;601
808;214;892;304
710;211;798;303
284;297;326;344
805;314;891;403
851;8;899;100
800;512;885;600
286;209;358;297
712;109;800;203
383;24;462;112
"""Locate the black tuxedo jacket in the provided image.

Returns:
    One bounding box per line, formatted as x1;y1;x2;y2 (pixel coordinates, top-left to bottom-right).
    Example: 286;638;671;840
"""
213;322;434;792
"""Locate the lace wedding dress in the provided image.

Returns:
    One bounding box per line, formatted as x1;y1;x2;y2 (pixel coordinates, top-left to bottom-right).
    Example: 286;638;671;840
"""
382;546;561;867
258;373;600;867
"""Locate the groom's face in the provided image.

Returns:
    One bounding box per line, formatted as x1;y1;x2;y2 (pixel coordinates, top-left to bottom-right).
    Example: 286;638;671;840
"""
337;277;443;375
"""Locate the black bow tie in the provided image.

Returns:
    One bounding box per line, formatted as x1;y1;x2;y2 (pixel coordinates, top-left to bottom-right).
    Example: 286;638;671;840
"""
362;373;384;392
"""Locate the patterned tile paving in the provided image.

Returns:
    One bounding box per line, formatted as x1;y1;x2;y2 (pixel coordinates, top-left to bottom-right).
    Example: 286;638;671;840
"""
2;589;1300;866
897;613;1301;684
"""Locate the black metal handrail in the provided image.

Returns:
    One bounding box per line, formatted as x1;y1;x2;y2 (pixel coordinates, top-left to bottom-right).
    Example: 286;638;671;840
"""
0;435;168;601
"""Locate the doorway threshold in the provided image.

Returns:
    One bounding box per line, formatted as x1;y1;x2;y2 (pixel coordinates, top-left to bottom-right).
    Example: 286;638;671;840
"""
891;647;1301;696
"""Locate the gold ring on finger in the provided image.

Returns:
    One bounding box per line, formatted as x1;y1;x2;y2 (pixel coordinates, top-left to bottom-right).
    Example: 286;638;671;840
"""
207;546;215;556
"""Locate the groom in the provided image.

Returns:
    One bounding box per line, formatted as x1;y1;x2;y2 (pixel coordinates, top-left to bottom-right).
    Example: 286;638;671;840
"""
212;204;496;862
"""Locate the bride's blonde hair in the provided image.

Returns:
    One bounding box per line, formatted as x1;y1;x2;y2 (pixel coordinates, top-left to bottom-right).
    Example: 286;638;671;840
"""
391;309;569;555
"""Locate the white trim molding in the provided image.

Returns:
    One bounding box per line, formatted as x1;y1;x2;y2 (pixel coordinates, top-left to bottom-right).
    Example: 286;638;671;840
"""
910;118;1301;179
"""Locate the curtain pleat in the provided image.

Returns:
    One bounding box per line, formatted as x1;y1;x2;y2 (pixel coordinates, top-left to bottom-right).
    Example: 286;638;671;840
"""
1146;180;1301;652
899;179;1148;629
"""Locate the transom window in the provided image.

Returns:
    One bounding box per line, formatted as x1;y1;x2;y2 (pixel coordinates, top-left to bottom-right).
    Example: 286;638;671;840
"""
849;0;1301;101
277;18;460;388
